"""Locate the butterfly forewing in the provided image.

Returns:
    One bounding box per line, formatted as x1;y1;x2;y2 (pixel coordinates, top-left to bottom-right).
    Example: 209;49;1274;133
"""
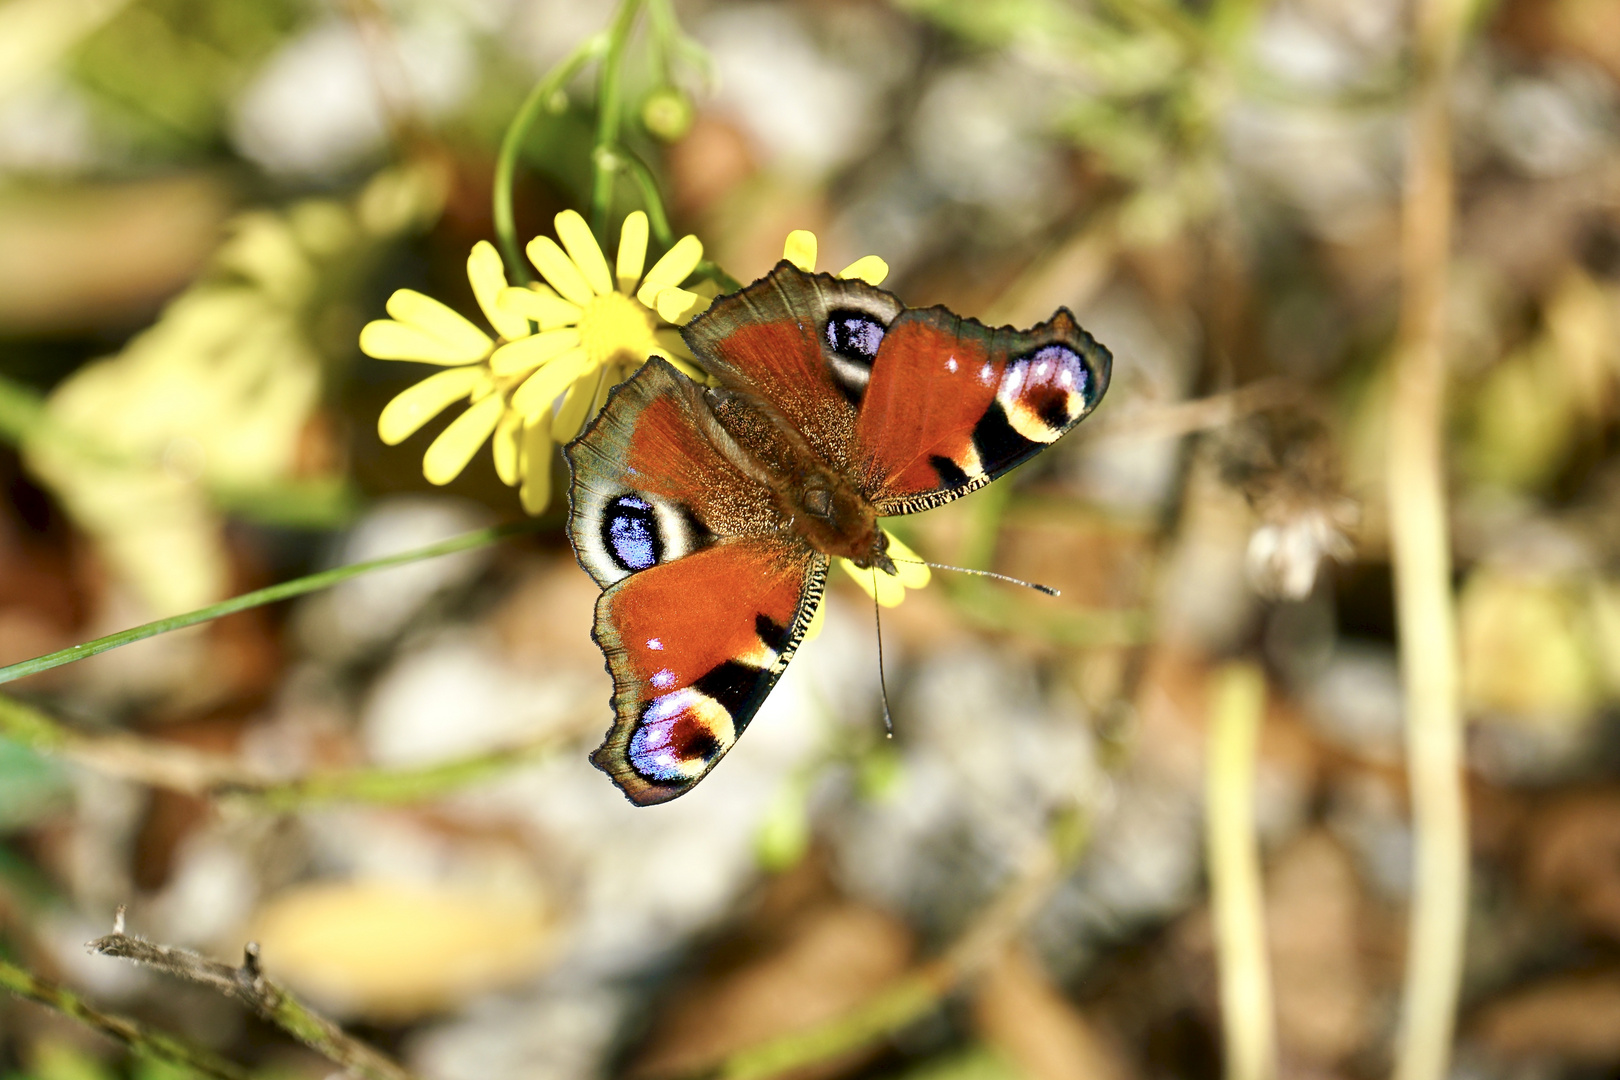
681;263;903;472
568;359;783;588
854;307;1112;514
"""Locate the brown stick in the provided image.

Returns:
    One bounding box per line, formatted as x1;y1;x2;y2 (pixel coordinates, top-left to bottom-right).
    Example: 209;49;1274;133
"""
89;913;417;1080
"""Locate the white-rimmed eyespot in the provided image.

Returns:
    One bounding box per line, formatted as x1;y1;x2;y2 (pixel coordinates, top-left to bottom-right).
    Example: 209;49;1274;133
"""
572;488;708;587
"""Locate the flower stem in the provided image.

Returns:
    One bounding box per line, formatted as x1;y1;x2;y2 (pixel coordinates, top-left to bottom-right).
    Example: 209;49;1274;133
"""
493;35;606;282
0;521;541;686
617;141;675;246
590;0;649;237
0;957;251;1080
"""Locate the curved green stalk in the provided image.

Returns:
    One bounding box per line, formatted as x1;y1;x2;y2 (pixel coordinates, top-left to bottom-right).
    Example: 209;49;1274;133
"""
0;521;540;686
0;958;251;1080
590;0;649;236
617;142;675;246
493;34;607;281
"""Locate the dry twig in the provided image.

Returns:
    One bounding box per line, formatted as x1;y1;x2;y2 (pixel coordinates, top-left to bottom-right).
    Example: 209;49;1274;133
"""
89;912;417;1080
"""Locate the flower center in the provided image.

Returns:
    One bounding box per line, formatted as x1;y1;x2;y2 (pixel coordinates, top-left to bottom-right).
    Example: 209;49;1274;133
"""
578;291;658;367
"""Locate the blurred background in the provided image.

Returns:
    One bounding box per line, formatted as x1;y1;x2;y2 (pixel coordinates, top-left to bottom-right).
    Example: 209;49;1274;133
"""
3;0;1620;1078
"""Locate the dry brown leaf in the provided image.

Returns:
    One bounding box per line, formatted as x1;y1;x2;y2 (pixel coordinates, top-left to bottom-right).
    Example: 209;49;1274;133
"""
250;879;553;1020
1474;973;1620;1062
973;946;1135;1080
632;900;915;1080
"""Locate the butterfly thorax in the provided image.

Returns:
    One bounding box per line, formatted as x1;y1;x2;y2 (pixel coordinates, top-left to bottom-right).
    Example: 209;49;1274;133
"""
702;385;891;569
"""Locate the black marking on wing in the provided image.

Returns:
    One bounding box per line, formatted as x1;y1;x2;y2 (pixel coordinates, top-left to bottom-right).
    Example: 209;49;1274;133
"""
755;613;791;654
972;400;1043;475
929;454;971;489
692;661;769;725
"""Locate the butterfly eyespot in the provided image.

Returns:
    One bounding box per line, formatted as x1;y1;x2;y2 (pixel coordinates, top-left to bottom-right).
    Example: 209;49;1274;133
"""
629;687;736;781
991;344;1092;445
825;310;886;361
603;494;662;572
822;308;890;406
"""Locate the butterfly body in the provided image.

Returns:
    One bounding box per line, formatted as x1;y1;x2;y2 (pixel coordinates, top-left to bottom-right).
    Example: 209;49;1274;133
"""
566;262;1111;805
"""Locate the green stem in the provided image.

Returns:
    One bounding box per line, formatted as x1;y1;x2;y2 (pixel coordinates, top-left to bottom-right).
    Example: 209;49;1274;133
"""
617;142;675;246
693;260;743;295
225;735;566;812
0;521;540;686
493;35;606;282
0;958;251;1080
590;0;649;237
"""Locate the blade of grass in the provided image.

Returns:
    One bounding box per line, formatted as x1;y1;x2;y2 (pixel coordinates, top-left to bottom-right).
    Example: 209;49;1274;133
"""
0;520;539;686
0;957;251;1080
1388;1;1471;1079
1207;662;1276;1080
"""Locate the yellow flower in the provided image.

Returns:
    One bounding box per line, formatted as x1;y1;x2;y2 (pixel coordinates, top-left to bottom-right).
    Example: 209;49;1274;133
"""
361;211;706;514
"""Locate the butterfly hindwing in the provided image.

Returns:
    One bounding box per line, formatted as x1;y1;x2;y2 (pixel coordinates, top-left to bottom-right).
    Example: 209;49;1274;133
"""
588;540;826;804
854;306;1112;513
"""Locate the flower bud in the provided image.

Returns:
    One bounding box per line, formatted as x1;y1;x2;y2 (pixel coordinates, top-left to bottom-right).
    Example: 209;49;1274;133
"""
640;87;694;142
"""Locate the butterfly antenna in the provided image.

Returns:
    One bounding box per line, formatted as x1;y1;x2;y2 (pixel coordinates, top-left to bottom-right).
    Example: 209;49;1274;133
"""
872;567;894;738
887;557;1061;597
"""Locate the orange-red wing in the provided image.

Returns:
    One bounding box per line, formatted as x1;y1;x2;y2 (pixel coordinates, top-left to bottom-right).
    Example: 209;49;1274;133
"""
567;359;788;589
589;539;826;805
680;262;902;474
854;306;1112;514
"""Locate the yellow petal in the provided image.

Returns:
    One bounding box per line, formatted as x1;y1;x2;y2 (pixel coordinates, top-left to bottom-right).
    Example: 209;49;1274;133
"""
585;364;616;426
510;347;592;422
385;289;493;357
377;367;483;444
636;234;703;306
526;236;595;306
616;211;649;293
840;557;908;607
553;370;602;441
490;328;582;377
655;287;712;325
493;408;523;486
468;241;531;342
837;255;889;286
360;320;487;365
783;230;817;272
801;595;826;642
554;210;614;296
653;327;696;361
883;530;932;588
519;418;554;515
498;285;581;331
422;394;504;485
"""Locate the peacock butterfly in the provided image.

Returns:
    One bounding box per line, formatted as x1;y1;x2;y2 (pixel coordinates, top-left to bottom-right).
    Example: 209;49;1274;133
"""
565;261;1112;805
